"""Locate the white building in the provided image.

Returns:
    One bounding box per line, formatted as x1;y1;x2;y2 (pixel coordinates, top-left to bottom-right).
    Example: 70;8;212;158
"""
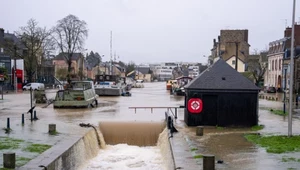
188;65;199;78
152;63;178;81
265;38;287;90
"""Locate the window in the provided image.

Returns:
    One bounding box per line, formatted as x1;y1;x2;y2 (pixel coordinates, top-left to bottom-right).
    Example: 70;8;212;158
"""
275;60;277;71
232;60;236;65
272;60;274;71
279;60;281;70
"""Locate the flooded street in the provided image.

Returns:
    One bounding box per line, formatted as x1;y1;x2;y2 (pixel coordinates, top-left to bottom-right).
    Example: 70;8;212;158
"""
1;82;300;169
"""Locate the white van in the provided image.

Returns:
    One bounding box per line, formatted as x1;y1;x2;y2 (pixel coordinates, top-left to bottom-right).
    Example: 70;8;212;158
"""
23;83;45;91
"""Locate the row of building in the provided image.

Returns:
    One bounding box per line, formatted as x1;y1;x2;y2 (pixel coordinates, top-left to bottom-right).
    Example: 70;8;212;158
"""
0;27;208;89
210;23;300;92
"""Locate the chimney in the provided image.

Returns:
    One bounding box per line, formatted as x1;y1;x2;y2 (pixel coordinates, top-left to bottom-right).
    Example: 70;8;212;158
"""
0;28;4;46
285;27;292;38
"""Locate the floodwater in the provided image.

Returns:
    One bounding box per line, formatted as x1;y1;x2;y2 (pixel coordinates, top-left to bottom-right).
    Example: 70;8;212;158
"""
1;82;300;169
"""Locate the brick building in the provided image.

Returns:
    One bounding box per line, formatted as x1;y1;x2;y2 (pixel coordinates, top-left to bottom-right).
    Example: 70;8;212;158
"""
283;23;300;92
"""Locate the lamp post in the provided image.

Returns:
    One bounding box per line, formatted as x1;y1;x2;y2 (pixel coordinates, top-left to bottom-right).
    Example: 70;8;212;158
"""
288;0;296;137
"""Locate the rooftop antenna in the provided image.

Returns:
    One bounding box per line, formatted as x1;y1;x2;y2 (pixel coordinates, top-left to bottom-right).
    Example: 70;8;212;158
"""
281;19;288;28
114;51;116;61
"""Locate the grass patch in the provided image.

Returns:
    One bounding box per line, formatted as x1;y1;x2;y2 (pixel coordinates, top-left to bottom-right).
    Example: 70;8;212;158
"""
190;148;198;151
216;126;224;130
281;157;299;162
16;156;31;166
245;134;300;153
251;125;264;131
269;109;287;116
0;137;24;150
193;155;203;159
49;130;58;135
23;144;51;154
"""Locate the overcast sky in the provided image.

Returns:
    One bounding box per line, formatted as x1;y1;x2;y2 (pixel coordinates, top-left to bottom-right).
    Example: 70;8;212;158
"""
1;0;299;64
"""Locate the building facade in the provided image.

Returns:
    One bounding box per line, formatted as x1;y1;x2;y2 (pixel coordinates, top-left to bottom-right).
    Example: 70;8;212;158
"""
265;38;287;90
211;29;250;72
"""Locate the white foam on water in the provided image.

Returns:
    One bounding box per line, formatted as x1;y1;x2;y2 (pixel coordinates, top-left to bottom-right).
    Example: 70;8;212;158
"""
82;144;166;170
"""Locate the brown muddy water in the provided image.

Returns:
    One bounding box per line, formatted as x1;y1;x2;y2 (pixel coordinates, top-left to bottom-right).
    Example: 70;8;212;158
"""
99;121;166;146
1;83;300;169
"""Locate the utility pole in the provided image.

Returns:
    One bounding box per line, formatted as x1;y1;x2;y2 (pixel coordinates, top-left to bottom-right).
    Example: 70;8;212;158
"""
110;31;113;75
288;0;296;137
226;41;240;71
14;45;17;93
235;42;239;70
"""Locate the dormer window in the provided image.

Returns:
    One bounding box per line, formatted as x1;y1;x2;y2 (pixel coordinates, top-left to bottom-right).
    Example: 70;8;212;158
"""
232;60;236;65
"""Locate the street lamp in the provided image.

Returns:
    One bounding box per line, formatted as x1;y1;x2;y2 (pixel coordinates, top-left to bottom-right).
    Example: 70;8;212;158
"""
288;0;296;137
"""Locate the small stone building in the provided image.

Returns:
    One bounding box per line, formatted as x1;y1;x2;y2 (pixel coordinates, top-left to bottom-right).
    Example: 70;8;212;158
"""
184;59;260;127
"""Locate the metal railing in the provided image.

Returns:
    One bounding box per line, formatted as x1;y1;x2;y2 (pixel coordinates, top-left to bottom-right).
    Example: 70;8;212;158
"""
128;106;182;119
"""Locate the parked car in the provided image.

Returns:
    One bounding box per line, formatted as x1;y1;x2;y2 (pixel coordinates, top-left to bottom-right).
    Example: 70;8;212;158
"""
23;83;45;91
264;86;276;93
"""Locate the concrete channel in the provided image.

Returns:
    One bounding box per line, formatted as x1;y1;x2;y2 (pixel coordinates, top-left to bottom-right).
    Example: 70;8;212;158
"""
19;120;200;170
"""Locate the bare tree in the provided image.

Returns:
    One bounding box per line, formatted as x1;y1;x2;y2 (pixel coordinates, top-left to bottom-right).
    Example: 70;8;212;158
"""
13;19;53;83
4;19;53;83
56;67;68;80
53;14;88;83
247;57;267;86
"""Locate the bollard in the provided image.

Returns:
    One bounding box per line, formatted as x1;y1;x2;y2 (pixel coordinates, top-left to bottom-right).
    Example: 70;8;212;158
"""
22;114;24;125
203;154;215;170
3;152;16;169
49;124;56;134
34;110;38;120
7;118;10;129
30;111;33;122
196;126;203;136
30;87;33;108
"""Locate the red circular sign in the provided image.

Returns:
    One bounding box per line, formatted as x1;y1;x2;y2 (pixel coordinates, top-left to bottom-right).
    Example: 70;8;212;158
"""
187;98;203;114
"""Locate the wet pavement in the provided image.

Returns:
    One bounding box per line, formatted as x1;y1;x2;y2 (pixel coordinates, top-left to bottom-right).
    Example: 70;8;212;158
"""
1;83;300;169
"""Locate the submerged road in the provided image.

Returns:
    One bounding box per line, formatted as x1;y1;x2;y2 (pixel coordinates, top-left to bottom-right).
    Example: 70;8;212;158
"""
1;82;300;169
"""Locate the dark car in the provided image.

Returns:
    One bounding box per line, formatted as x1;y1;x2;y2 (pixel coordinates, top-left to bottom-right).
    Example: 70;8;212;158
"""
264;86;276;93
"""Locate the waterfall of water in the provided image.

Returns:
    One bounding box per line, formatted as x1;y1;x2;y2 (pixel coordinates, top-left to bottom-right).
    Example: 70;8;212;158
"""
99;121;165;146
157;127;175;170
50;129;102;170
81;122;169;170
96;124;107;149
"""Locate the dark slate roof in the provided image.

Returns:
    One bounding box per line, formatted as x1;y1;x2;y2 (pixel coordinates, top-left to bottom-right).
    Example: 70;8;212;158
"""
284;46;300;59
185;59;260;90
182;69;189;76
136;67;150;74
54;53;82;60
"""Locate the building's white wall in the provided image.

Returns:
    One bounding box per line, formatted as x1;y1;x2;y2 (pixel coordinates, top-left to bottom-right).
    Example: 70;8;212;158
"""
226;57;245;72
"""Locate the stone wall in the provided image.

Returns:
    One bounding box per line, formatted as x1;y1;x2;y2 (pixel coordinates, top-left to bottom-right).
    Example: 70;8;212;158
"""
220;30;250;61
